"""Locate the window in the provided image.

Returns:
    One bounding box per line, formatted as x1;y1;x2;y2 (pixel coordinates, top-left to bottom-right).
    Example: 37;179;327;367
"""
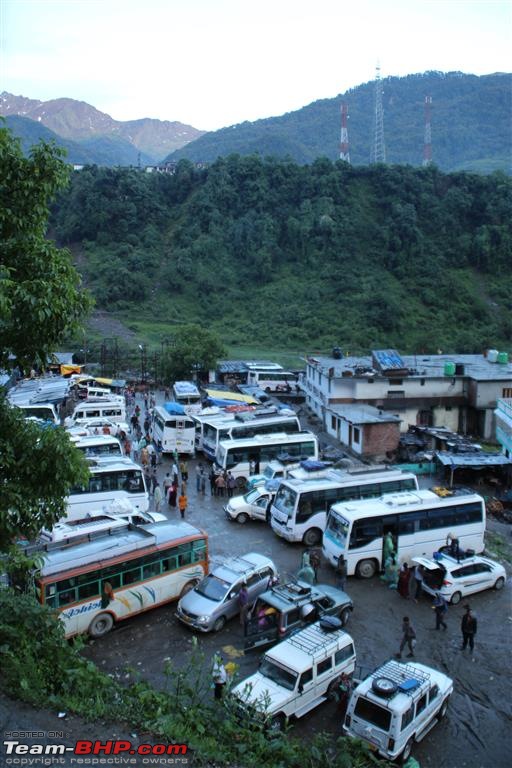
58;588;77;606
389;379;403;386
353;698;391;731
299;669;313;687
502;388;512;398
78;581;99;600
401;705;414;731
284;608;301;628
317;657;332;676
331;415;337;431
349;517;382;549
353;427;360;444
335;643;354;665
415;693;427;717
123;567;142;586
143;562;161;579
359;482;381;499
429;684;439;704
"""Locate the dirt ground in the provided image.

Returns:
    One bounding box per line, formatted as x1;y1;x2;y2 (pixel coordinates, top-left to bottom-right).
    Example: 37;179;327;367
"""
1;396;511;768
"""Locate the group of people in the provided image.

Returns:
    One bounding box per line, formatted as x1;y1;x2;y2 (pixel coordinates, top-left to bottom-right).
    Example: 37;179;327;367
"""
397;604;478;659
163;463;188;519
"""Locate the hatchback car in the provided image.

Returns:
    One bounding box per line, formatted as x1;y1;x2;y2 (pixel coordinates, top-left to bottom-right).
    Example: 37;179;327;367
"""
176;552;278;632
413;551;506;604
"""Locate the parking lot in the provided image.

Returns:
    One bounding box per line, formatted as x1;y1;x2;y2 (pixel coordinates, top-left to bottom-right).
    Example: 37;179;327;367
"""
79;441;511;768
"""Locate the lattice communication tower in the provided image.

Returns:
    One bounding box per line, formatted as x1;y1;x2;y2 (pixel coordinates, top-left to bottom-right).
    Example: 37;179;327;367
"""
370;64;386;164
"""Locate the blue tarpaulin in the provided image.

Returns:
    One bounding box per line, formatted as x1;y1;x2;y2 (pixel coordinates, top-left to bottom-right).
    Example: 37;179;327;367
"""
163;401;186;416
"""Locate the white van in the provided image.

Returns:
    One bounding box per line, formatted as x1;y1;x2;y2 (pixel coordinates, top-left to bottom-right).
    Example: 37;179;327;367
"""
65;401;127;428
73;434;123;457
344;659;453;763
232;618;356;730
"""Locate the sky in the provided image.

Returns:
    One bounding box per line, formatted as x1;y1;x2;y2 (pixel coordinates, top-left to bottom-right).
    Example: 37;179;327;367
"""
1;0;510;131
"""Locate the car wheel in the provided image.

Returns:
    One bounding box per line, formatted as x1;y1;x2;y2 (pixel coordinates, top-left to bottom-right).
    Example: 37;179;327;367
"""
450;590;462;605
88;612;114;638
437;695;450;720
302;528;321;547
213;615;226;632
265;387;272;394
236;512;249;524
327;677;341;701
494;576;505;590
371;676;398;697
340;607;351;627
356;559;377;579
179;579;199;598
269;713;287;733
400;738;414;764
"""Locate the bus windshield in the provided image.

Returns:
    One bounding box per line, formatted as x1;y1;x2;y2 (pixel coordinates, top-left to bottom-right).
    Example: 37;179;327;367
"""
273;486;298;517
325;510;350;547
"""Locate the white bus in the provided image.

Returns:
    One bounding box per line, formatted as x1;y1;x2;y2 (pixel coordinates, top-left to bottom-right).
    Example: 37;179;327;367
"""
73;434;123;458
271;468;419;547
32;520;208;638
202;408;301;462
67;458;149;520
15;403;60;425
65;401;127;428
152;405;196;456
172;381;202;412
322;488;486;579
191;409;232;452
246;363;297;393
215;431;318;488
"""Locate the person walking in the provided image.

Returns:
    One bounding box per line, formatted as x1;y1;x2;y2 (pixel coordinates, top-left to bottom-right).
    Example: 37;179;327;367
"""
397;563;411;599
163;472;172;499
461;605;477;652
309;549;320;583
412;563;424;603
168;480;178;508
432;592;448;630
153;481;163;513
335;554;347;591
178;489;188;519
238;583;249;626
131;437;139;464
396;616;416;659
171;459;179;484
212;653;227;700
179;459;189;483
140;445;149;468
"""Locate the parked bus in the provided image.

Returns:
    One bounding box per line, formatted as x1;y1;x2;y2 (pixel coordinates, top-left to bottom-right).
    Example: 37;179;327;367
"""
152;404;196;456
172;381;202;412
31;520;208;638
15;403;59;425
215;431;318;488
271;468;419;547
191;409;233;452
322;488;486;579
202;407;300;461
245;364;298;393
65;400;127;428
67;457;149;520
73;434;123;458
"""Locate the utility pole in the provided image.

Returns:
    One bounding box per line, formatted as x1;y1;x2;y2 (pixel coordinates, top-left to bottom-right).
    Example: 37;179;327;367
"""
423;96;433;166
339;102;350;163
370;64;386;164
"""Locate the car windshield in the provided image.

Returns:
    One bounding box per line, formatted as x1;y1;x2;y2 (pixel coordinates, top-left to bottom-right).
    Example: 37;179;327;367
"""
195;574;231;602
244;489;263;503
263;466;274;480
259;658;298;691
354;696;391;731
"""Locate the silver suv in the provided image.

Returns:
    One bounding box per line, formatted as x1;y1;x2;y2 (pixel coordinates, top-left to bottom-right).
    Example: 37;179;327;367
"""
176;552;278;632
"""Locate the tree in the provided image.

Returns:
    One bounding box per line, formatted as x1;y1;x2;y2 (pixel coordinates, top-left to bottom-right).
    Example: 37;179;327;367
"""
0;125;91;548
161;325;226;383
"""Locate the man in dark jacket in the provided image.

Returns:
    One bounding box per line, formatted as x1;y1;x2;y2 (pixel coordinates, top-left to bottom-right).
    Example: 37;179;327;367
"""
461;605;477;652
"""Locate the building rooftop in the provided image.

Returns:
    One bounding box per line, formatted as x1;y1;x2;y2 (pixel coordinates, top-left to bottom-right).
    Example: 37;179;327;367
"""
327;403;401;424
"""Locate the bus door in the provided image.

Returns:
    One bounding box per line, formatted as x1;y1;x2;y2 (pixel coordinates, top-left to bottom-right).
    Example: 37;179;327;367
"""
382;515;399;563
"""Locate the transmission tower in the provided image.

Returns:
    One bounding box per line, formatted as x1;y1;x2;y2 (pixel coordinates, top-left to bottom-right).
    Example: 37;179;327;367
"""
370;64;386;164
339;102;350;163
423;96;433;166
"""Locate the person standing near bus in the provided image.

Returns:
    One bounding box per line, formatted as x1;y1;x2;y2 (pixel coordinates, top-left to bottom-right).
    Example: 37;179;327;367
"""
153;481;163;513
178;490;188;519
180;459;189;483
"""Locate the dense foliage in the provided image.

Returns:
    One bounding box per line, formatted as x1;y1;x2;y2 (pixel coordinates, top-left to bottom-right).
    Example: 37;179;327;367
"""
169;72;512;173
160;324;226;381
53;156;512;354
0;125;90;547
0;589;386;767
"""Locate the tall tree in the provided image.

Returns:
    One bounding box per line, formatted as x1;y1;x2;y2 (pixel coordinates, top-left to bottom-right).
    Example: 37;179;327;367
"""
0;125;91;547
161;324;226;383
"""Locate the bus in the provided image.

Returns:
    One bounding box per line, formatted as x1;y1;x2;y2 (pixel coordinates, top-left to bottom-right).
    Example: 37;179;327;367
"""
15;403;59;425
271;468;419;547
31;520;208;638
191;409;232;452
67;457;149;520
172;381;202;412
215;431;318;488
322;488;486;579
152;404;196;456
73;434;123;458
202;407;300;462
245;362;298;393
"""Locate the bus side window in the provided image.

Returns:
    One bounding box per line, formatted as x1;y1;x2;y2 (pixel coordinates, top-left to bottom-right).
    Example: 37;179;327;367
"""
58;588;77;606
162;555;178;572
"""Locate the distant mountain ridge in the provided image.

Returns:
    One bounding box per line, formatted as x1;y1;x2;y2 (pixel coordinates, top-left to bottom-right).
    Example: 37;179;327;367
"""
167;71;512;173
0;92;205;163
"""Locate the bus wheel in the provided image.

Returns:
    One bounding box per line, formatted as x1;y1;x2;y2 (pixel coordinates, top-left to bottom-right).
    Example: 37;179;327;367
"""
302;528;321;547
356;559;377;579
88;612;114;638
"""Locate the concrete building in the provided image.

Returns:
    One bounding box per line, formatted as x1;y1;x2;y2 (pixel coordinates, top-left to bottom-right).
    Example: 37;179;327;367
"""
495;398;512;457
324;404;401;461
301;349;512;441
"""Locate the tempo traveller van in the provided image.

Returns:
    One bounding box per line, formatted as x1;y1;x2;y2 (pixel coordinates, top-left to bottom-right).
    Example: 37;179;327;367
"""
65;401;127;428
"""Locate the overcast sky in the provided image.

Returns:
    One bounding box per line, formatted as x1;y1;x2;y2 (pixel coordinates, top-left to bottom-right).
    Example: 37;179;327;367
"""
1;0;510;131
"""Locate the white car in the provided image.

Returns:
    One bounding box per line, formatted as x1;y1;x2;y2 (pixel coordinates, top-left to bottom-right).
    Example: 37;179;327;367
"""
412;551;506;605
66;417;129;438
224;486;277;524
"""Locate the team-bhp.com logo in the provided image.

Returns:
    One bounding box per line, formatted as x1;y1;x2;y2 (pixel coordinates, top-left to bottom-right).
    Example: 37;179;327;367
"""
3;738;188;764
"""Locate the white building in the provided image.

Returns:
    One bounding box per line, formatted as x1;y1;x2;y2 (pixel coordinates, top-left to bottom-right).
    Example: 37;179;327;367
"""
301;349;512;441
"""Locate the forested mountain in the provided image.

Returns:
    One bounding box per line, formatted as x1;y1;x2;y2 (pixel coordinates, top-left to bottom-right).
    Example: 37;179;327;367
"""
168;72;512;173
0;92;204;164
53;156;512;353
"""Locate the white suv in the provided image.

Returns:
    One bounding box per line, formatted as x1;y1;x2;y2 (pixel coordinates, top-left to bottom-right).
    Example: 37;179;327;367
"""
412;551;506;604
344;659;453;763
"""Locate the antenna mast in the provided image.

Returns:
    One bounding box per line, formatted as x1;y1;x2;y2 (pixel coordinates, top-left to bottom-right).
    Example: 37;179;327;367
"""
370;64;386;164
339;102;350;163
423;96;433;166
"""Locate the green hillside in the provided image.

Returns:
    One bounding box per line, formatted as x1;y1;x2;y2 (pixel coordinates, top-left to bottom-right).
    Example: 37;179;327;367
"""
53;156;512;355
168;72;512;173
2;115;154;166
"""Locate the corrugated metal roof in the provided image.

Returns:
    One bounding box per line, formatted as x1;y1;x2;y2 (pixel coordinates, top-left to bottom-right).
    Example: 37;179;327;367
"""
436;451;512;467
